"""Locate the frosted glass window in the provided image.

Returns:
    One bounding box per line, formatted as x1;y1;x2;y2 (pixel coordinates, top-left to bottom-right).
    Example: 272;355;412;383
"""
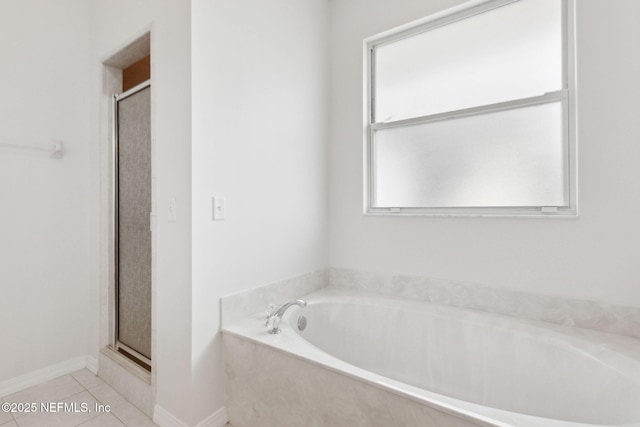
366;0;575;215
372;102;566;208
374;0;562;122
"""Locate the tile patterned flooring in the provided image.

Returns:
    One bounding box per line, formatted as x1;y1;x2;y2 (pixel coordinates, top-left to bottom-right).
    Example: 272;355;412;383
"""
0;370;157;427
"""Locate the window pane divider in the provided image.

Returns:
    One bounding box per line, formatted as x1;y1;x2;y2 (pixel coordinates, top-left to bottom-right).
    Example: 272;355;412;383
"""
371;90;567;130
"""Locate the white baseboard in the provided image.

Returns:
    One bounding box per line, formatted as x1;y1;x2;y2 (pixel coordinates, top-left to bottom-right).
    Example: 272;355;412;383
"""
0;355;99;397
154;405;228;427
86;355;99;375
153;405;188;427
196;406;228;427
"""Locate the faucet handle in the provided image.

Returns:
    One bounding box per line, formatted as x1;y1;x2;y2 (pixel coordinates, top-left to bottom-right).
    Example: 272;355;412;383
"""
265;304;278;318
265;315;280;333
265;299;306;334
265;304;282;333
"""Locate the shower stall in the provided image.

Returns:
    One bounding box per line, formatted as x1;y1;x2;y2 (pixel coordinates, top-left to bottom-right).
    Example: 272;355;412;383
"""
113;79;152;370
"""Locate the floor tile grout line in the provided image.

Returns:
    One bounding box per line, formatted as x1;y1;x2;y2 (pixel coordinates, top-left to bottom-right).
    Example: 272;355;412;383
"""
111;410;129;427
6;396;16;423
85;387;103;405
84;370;158;425
4;371;154;427
6;374;86;408
70;372;89;391
1;395;15;423
19;387;105;427
84;383;131;426
69;395;102;427
70;399;103;427
84;374;151;424
74;413;119;427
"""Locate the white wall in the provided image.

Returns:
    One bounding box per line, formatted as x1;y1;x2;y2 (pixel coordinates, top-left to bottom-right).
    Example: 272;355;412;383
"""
191;0;329;421
89;0;193;422
0;0;95;382
328;0;640;307
4;0;637;422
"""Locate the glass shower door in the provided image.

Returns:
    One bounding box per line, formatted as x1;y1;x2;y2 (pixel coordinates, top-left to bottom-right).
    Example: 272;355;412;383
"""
114;82;152;368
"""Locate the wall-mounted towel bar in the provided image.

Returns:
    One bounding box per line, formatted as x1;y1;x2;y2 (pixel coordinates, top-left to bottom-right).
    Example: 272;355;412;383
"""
0;140;64;159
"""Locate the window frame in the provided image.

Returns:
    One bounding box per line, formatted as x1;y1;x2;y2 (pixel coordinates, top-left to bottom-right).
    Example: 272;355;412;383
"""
364;0;577;217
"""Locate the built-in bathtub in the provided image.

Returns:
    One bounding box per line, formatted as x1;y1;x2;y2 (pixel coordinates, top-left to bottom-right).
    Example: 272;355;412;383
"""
223;288;640;427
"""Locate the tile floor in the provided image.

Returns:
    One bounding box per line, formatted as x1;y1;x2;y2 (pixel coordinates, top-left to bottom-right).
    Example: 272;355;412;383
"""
0;370;157;427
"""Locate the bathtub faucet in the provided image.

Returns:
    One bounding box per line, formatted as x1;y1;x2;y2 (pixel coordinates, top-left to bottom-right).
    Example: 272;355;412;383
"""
265;299;307;334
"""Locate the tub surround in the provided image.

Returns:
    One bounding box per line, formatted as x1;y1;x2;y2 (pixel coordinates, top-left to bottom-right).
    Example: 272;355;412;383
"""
224;333;480;427
223;288;640;427
329;268;640;340
220;270;328;328
221;267;640;340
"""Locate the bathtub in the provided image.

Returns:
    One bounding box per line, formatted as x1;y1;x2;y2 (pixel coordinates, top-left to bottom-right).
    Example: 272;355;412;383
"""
223;288;640;427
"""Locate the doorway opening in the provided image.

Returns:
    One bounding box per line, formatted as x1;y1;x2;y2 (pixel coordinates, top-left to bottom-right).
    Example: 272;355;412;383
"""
102;32;153;373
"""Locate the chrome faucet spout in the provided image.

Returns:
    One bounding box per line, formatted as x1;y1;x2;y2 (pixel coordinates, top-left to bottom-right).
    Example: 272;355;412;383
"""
265;299;307;334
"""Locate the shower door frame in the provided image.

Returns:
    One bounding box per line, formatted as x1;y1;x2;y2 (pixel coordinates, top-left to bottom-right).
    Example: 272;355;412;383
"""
112;79;153;370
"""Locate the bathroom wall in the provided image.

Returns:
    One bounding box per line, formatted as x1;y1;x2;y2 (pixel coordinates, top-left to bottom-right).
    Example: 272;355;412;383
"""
0;0;95;382
89;0;194;423
328;0;640;307
191;0;329;422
